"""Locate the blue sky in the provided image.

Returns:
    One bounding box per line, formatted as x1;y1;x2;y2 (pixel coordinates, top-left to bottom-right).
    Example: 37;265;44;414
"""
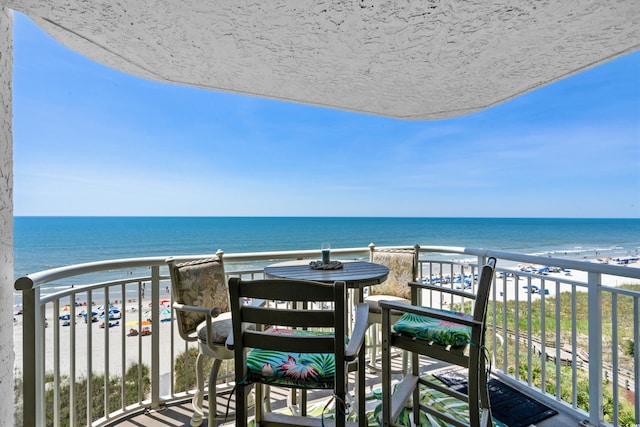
12;13;640;218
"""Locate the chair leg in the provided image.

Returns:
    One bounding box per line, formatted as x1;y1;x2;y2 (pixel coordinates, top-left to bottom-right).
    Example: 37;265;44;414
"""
236;383;249;426
357;345;366;427
336;390;347;427
287;388;299;415
370;321;409;375
468;353;481;427
401;348;408;376
263;384;271;412
411;350;419;423
368;323;379;373
479;355;492;427
207;358;222;426
191;352;206;427
381;315;391;426
301;389;308;416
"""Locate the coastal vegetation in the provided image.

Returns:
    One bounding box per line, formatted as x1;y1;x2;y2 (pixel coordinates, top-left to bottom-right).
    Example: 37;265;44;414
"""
14;348;233;426
507;353;635;425
173;347;223;393
487;284;639;425
489;284;638;373
15;364;150;427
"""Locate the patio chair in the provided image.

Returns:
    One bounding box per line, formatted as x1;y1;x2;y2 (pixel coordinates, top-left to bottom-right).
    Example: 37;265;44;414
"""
166;253;234;427
364;244;419;373
380;257;496;427
228;277;369;427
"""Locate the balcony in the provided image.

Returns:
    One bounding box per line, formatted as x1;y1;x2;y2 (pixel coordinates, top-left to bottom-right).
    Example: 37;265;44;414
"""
14;245;640;426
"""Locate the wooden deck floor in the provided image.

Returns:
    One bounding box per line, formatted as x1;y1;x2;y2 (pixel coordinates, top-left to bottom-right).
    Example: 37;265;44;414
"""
109;356;585;427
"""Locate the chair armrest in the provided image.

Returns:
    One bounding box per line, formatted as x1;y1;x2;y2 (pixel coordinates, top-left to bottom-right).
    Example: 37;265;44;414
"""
379;300;482;328
172;302;221;318
345;303;369;361
225;298;265;350
226;330;234;350
409;281;477;300
173;303;221;351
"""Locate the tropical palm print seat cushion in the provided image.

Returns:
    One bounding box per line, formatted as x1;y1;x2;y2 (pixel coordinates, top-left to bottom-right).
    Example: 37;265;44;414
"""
393;309;472;347
246;328;336;389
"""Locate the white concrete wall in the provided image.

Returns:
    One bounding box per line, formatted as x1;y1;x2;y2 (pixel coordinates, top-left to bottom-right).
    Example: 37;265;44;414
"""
0;7;14;425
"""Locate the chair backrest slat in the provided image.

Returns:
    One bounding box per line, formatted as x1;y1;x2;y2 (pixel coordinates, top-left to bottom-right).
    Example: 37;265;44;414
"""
235;278;336;301
473;257;497;323
229;277;364;426
229;277;347;361
242;306;335;328
243;331;335;353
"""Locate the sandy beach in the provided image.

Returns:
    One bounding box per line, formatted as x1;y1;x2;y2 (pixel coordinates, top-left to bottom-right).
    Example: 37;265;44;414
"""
13;297;200;382
418;256;640;306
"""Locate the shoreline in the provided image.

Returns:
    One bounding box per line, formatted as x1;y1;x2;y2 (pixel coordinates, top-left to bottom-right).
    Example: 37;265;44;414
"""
420;258;640;307
13;246;640;305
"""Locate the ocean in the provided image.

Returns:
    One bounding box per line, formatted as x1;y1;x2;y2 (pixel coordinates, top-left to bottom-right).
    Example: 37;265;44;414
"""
14;216;640;281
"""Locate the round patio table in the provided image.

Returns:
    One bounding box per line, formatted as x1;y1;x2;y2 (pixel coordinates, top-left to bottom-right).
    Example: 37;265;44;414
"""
264;260;389;302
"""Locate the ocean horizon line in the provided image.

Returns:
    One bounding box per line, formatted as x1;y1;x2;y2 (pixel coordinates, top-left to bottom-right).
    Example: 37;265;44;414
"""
13;215;640;220
14;217;639;281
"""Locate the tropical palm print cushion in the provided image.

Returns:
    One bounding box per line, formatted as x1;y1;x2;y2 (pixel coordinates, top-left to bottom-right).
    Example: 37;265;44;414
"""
393;309;472;347
246;328;336;389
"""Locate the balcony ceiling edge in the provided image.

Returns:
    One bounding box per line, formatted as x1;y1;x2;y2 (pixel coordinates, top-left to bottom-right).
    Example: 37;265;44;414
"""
3;0;640;120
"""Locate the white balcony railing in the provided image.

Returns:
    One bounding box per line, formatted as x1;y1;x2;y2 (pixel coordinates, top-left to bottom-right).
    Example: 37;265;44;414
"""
13;245;640;427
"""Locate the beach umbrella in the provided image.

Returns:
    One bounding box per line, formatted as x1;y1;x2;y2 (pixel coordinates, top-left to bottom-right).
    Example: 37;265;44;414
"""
160;308;172;322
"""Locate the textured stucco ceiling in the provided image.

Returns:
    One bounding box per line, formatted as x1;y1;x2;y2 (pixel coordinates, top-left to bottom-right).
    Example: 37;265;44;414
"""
3;0;639;120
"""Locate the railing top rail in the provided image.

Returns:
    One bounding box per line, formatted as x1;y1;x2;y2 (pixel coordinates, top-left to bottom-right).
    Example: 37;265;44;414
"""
14;246;377;291
418;246;640;279
14;256;174;291
15;244;640;292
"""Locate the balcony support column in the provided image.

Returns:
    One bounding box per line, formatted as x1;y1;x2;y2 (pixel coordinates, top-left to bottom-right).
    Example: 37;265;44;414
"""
150;265;162;409
0;7;14;425
587;271;604;426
